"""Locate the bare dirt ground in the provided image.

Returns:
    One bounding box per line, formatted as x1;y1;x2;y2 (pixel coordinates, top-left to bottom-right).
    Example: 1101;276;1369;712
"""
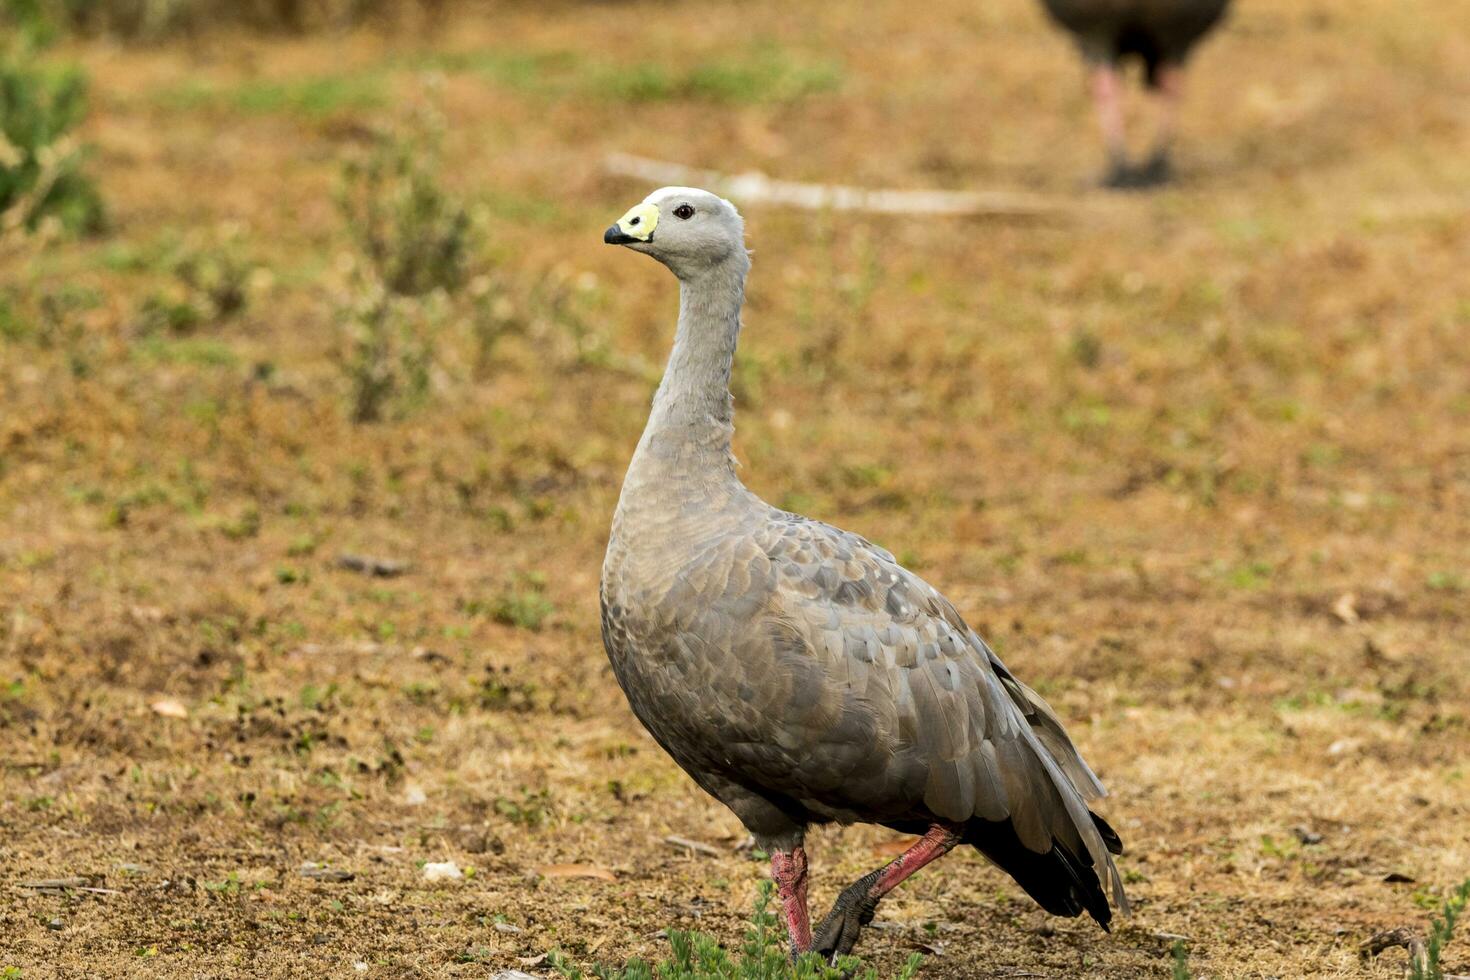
2;0;1468;976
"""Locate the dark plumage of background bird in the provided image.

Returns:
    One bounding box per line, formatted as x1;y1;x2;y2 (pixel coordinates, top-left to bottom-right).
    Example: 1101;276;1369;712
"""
1040;0;1233;186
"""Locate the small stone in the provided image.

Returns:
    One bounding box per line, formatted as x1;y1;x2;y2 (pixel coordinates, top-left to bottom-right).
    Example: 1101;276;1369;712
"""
422;861;463;882
47;918;63;931
1292;826;1323;845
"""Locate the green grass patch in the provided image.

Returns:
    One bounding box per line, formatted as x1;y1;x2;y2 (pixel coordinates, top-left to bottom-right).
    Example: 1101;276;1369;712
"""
155;74;386;118
133;335;238;367
592;47;841;105
417;42;840;104
147;42;837;123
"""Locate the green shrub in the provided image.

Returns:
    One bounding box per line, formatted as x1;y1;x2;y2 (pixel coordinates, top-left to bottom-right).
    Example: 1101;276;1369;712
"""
0;2;104;237
137;228;258;334
340;282;437;424
333;95;482;421
336;101;476;298
549;880;922;980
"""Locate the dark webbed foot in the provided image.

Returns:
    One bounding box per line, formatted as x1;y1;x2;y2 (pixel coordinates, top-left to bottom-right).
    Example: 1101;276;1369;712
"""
812;870;881;960
1101;158;1171;190
1101;161;1143;190
1135;150;1173;186
812;825;962;961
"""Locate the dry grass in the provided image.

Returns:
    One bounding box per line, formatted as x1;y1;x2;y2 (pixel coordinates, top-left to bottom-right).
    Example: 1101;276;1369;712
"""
2;0;1469;976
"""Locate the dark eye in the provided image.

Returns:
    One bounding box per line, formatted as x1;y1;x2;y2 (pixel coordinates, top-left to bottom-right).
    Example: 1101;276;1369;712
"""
673;203;695;220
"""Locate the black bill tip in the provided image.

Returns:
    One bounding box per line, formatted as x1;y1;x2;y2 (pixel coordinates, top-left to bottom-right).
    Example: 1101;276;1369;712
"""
604;224;640;245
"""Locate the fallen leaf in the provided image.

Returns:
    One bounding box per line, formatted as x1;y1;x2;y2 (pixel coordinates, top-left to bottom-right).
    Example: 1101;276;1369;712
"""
536;863;616;882
150;699;189;719
871;838;916;857
1332;592;1360;624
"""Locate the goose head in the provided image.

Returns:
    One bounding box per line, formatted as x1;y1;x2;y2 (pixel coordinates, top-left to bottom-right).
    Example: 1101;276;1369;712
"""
604;186;747;279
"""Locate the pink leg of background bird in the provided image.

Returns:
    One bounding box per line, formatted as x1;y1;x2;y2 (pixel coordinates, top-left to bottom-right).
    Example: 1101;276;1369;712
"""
1090;64;1129;178
1149;63;1185;172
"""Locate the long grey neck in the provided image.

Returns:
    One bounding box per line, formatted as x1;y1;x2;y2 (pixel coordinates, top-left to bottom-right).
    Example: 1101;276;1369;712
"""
626;255;749;487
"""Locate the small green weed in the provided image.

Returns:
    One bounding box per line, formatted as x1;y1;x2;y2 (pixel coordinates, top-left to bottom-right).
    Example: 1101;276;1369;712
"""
1171;940;1193;980
493;787;553;828
550;880;920;980
137;226;258;335
489;588;554;631
474;665;536;712
1411;878;1470;980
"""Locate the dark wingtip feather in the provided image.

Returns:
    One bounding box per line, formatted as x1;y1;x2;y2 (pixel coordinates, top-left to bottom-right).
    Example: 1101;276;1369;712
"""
963;816;1115;932
1091;811;1125;856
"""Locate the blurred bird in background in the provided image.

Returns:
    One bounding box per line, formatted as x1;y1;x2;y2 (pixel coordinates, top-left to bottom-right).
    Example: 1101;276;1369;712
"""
1040;0;1233;187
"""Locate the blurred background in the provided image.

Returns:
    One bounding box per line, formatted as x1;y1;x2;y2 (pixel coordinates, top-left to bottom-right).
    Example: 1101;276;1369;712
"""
1;0;1467;976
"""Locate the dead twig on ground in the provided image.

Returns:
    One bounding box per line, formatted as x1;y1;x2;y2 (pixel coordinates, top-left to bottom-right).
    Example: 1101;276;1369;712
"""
18;877;119;895
336;553;410;577
664;834;722;858
604;152;1080;218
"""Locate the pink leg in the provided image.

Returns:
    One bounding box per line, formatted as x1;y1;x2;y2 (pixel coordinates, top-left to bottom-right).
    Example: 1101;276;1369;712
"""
868;824;961;899
1089;64;1128;178
813;824;962;958
1151;63;1184;158
770;847;812;953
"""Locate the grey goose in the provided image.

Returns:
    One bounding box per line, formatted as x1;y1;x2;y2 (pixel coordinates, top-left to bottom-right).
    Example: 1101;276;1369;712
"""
599;187;1127;959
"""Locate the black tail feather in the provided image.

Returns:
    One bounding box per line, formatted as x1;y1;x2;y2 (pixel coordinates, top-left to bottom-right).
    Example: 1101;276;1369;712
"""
963;812;1119;931
1091;812;1124;855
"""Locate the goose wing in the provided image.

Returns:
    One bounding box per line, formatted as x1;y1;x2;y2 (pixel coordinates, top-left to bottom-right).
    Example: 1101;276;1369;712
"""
748;511;1126;910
